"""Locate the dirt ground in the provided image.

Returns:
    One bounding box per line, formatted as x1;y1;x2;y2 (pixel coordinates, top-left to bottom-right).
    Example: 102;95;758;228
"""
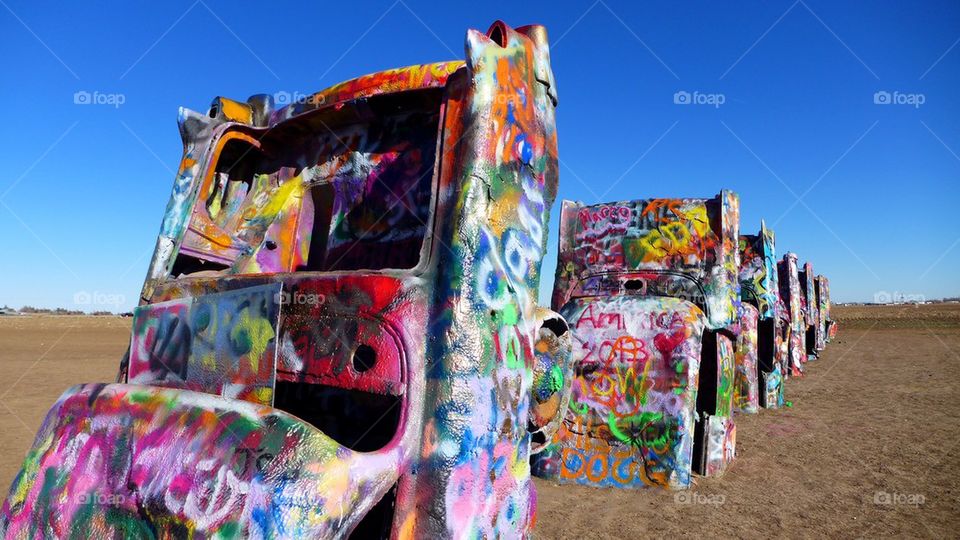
1;305;959;538
0;315;130;489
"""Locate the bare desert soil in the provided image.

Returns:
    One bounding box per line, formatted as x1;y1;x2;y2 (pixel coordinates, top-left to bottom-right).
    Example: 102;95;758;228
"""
0;316;130;490
1;305;959;538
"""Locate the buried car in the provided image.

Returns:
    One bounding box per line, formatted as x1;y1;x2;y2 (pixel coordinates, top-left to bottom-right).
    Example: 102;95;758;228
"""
532;190;741;489
815;274;830;351
736;221;785;411
2;21;573;539
819;275;837;342
799;261;820;361
778;253;805;377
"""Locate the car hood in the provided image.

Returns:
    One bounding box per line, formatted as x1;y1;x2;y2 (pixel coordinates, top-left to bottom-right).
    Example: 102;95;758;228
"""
2;383;405;537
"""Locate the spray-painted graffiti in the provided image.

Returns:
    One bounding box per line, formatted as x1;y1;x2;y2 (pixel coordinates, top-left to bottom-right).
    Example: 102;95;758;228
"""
799;262;820;361
775;293;791;379
2;383;408;537
778;253;805;377
535;190;741;488
551;192;741;331
2;15;844;531
739;222;785;409
3;21;568;539
738;223;778;320
128;284;281;405
691;332;736;476
530;309;575;453
176;107;440;275
699;415;736;477
533;296;704;488
820;276;837;341
815;275;829;352
734;303;759;413
762;366;784;409
714;334;736;419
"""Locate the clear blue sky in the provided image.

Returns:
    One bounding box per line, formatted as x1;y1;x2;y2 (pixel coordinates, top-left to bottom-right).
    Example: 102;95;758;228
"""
1;0;958;311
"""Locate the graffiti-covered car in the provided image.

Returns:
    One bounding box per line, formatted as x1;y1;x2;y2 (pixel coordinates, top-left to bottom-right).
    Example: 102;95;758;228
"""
815;275;829;351
2;21;571;538
733;301;760;413
532;191;741;489
778;253;805;377
820;275;837;342
799;261;820;361
737;221;784;410
774;288;792;382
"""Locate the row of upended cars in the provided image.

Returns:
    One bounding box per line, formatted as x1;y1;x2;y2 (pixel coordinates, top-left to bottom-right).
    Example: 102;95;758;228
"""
531;192;836;490
1;20;837;538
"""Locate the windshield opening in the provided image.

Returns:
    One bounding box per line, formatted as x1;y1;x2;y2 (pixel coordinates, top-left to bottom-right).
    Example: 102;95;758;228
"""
170;89;442;279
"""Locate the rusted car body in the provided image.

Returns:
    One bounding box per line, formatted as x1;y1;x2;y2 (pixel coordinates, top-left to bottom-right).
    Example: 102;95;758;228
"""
532;191;741;489
737;222;783;410
2;21;571;538
799;262;820;360
778;253;805;377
